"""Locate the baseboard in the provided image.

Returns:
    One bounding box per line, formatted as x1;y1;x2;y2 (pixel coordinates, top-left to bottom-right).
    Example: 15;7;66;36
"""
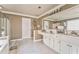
22;37;32;40
33;39;42;42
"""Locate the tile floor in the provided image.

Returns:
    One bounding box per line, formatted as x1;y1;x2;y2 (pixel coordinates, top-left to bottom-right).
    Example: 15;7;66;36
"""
10;39;58;54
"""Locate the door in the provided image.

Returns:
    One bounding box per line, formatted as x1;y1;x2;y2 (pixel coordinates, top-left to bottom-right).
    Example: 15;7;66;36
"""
22;17;31;39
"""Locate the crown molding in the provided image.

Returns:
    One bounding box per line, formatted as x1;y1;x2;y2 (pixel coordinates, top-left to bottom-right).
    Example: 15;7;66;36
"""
0;10;38;19
37;4;66;18
0;4;66;19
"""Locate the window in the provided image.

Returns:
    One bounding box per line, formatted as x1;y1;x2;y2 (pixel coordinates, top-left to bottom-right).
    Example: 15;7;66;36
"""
67;19;79;30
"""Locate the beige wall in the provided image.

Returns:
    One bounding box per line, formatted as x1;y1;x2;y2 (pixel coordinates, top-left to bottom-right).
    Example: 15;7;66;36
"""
8;14;42;40
32;19;42;30
9;15;22;40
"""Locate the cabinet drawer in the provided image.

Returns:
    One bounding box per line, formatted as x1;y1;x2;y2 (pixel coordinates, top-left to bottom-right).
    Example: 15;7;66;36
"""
60;41;78;54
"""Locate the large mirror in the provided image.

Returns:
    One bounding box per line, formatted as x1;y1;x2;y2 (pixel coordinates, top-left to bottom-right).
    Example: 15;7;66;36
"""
43;20;49;30
42;17;66;34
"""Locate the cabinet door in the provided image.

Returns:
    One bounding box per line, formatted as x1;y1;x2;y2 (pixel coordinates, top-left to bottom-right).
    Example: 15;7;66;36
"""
43;34;47;45
61;41;78;54
43;34;46;43
54;39;61;53
46;37;49;46
49;38;54;49
43;34;49;46
60;41;70;54
77;48;79;54
69;44;78;54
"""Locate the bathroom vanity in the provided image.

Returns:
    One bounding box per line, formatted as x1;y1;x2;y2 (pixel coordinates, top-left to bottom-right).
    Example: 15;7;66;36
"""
42;18;79;54
43;32;79;54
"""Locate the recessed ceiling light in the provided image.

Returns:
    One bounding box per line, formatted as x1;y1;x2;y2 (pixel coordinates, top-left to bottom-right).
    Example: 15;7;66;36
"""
38;6;42;9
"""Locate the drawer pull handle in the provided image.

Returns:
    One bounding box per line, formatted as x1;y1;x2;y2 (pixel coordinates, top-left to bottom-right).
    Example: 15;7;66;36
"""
67;44;72;47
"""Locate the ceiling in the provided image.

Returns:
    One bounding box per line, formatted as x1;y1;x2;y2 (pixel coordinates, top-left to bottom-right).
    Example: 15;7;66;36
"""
0;4;59;17
45;5;79;21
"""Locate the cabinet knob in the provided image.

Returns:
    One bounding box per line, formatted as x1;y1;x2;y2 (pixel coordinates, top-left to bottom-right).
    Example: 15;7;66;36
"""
69;45;72;47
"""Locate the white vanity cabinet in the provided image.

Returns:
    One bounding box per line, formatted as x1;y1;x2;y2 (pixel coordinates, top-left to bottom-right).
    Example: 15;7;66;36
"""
77;48;79;54
43;33;79;54
49;37;54;49
43;34;50;46
43;34;61;53
49;34;61;53
54;39;61;53
70;44;78;54
60;41;78;54
60;41;71;54
60;35;79;54
43;34;54;49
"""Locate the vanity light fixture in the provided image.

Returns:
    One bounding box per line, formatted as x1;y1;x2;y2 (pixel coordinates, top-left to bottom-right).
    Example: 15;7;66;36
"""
47;7;62;16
